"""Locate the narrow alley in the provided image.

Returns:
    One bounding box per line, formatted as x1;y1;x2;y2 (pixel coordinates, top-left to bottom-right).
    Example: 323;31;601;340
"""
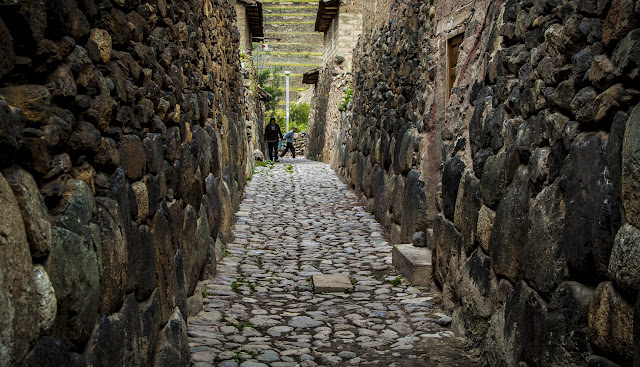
188;159;479;367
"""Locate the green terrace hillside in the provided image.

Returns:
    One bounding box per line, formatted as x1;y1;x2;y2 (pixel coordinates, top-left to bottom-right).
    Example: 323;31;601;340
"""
257;0;323;109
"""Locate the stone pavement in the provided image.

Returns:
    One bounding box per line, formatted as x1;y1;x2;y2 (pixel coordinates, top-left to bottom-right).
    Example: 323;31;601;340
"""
188;159;480;367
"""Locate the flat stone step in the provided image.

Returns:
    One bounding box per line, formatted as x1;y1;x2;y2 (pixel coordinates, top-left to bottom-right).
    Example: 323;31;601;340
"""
392;244;432;287
312;274;354;293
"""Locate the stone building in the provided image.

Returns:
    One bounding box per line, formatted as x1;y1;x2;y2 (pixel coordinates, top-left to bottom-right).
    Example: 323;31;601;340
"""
0;0;265;365
232;0;265;52
307;0;640;365
306;0;363;161
253;0;324;110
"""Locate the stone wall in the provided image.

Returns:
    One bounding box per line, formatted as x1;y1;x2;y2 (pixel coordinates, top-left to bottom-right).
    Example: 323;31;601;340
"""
307;0;362;161
0;0;261;365
316;0;640;365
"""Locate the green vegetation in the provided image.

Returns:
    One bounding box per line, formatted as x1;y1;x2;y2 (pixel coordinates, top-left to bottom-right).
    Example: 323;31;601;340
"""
222;249;230;257
262;0;317;3
275;73;304;77
389;276;402;286
231;277;257;293
285;164;294;174
201;287;212;298
255;51;323;56
257;67;284;114
265;21;316;24
263;7;318;10
339;84;353;111
267;32;320;35
276;86;309;92
257;42;318;47
226;320;255;332
349;276;356;285
263;62;320;67
267;102;310;132
255;159;275;168
264;13;316;17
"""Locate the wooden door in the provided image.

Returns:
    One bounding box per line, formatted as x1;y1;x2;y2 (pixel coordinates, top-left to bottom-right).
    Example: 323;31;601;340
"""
448;34;464;98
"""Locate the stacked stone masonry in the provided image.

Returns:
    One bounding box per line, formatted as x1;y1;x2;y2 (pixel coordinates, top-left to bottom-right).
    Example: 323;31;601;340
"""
307;0;363;162
0;0;263;365
307;0;640;365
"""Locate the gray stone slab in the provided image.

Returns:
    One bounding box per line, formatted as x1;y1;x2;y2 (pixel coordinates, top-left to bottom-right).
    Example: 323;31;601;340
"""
392;244;432;286
312;274;354;293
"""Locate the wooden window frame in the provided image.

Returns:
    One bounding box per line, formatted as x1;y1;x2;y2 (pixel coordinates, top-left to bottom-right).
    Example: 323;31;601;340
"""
447;33;464;99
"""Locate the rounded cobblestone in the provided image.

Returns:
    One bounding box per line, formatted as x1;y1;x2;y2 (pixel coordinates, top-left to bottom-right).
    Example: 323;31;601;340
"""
188;159;479;366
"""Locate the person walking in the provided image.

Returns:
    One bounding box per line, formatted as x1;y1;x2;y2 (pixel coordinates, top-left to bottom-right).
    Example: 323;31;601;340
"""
281;126;297;158
264;117;283;162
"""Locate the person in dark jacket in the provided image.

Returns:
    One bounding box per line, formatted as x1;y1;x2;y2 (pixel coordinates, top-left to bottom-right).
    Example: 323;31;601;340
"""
264;117;283;162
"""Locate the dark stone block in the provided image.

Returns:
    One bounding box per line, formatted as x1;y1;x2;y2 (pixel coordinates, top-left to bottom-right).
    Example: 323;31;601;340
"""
524;183;568;295
173;250;188;329
154;309;189;367
432;215;462;288
373;166;388;226
192;126;212;178
49;226;100;349
587;356;623;367
92;198;128;315
561;133;622;284
139;290;160;364
635;294;639;367
612;29;640;78
204;174;222;238
85;294;143;367
469;87;494;155
454;170;482;255
144;174;160;216
489;167;531;283
120;134;146;181
108;167;137;250
606;112;627;198
151;208;179;325
132;225;157;301
588;282;633;364
144;133;164;175
442;156;466;221
472;148;492;178
480;146;520;209
459;248;499;319
504;281;547;366
174;142;197;202
402;170;429;241
22;336;70;367
542;281;593;366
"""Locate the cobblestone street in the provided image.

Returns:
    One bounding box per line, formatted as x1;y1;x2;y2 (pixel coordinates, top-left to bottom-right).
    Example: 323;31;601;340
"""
188;159;480;367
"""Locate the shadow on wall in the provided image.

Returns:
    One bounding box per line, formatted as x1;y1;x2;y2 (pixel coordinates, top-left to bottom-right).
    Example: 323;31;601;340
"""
0;0;260;365
312;0;640;365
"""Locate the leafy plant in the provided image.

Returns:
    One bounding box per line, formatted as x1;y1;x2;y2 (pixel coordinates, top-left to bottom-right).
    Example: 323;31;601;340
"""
349;276;356;285
201;287;212;298
339;84;353;111
257;67;284;114
389;276;402;286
